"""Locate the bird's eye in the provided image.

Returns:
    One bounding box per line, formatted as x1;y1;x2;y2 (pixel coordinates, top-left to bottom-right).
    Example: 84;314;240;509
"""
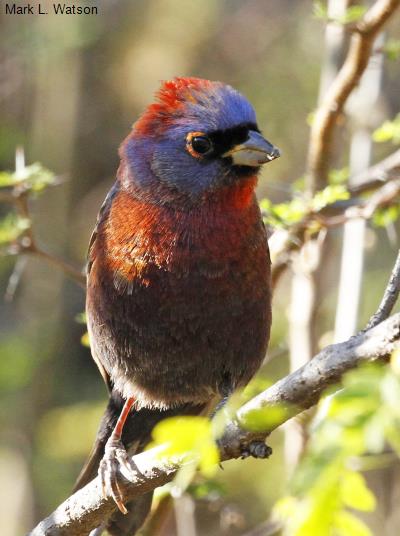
192;136;212;154
186;132;213;157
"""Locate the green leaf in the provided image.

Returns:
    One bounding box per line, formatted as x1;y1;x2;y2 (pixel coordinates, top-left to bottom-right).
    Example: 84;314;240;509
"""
384;39;400;61
150;416;219;477
241;405;288;432
372;205;400;228
341;471;376;511
313;2;367;24
335;511;373;536
0;171;17;187
363;416;386;454
0;213;30;245
188;479;226;500
273;364;400;535
18;163;57;192
385;424;400;457
380;373;400;408
274;495;297;518
292;175;306;193
313;1;328;20
307;111;316;126
75;312;89;346
329;167;349;185
339;5;367;24
262;184;350;229
75;312;87;324
311;185;350;211
81;332;90;347
390;348;400;376
0;163;56;192
261;197;308;228
373;114;400;144
241;376;272;400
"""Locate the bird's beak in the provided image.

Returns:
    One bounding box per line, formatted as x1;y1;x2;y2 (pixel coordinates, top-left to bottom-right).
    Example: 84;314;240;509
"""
223;130;280;167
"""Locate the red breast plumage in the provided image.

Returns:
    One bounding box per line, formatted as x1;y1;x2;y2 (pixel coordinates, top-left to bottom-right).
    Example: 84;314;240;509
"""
87;171;271;407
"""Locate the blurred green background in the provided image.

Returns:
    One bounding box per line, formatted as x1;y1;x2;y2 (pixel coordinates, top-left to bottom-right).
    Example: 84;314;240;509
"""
0;1;399;534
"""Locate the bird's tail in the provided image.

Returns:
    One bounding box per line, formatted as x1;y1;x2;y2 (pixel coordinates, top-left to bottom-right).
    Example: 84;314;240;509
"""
74;391;207;536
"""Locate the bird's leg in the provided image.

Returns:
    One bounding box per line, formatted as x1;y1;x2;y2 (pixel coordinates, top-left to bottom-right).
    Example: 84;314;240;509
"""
212;376;234;419
99;396;136;514
210;395;230;419
212;386;232;469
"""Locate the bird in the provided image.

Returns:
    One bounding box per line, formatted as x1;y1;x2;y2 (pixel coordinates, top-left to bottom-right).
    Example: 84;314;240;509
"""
75;77;280;535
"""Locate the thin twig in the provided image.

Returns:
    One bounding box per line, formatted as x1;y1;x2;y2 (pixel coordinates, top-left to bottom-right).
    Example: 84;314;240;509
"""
316;178;400;228
348;148;400;196
1;176;86;289
15;193;86;287
4;256;27;301
365;249;400;330
28;246;86;288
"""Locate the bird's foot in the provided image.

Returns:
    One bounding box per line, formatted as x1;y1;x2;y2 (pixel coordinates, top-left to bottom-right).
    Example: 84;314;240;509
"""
240;440;272;460
99;435;136;514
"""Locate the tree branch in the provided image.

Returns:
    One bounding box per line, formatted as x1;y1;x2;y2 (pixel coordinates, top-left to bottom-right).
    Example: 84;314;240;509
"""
316;178;400;227
3;186;86;289
348;148;400;196
365;248;400;330
29;311;400;536
306;0;400;191
16;191;86;287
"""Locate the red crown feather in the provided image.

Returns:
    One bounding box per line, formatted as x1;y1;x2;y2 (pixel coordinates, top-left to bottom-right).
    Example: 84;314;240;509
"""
135;77;214;135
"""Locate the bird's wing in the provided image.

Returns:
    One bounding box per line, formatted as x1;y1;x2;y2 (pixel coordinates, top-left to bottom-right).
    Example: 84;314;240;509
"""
87;181;119;276
92;347;113;393
86;182;120;393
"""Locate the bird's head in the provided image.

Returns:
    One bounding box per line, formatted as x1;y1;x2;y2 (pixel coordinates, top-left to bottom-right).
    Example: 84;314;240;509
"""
120;77;280;206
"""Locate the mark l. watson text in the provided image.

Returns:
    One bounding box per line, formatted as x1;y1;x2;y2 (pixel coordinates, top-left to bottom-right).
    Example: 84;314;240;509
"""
5;3;98;15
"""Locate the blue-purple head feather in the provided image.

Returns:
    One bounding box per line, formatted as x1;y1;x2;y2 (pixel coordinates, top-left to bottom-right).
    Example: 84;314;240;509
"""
119;78;271;203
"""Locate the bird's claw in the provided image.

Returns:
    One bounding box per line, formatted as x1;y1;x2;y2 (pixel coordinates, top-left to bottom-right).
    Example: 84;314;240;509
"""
99;436;135;514
240;440;272;460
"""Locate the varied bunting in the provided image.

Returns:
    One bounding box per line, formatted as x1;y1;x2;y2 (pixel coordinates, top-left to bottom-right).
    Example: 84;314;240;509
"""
75;77;280;535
